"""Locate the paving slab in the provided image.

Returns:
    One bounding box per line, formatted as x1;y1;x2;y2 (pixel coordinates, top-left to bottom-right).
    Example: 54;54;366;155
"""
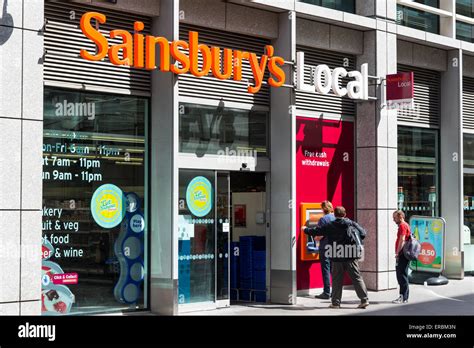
181;277;474;316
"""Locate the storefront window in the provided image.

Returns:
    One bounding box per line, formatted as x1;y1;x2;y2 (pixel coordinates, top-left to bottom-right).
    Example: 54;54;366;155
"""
463;133;474;243
42;89;148;315
398;127;439;220
179;103;268;157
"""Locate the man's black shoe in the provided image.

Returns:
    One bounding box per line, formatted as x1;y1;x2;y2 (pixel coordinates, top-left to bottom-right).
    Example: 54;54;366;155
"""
315;293;331;299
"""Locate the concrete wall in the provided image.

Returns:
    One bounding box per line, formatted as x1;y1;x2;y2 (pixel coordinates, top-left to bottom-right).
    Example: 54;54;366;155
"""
398;40;448;71
296;18;363;55
180;0;278;39
71;0;160;16
0;0;43;315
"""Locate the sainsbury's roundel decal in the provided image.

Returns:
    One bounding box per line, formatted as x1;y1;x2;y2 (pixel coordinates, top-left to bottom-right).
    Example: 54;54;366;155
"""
186;176;213;217
91;184;125;228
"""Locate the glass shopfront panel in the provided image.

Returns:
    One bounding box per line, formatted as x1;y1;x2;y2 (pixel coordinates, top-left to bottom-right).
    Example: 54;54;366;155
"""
178;170;216;304
42;88;148;315
179;103;268;157
463;133;474;243
216;172;230;302
398;127;439;220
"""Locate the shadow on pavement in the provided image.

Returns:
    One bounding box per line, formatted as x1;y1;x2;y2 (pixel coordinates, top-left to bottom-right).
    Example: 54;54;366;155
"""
353;293;474;316
230;291;474;315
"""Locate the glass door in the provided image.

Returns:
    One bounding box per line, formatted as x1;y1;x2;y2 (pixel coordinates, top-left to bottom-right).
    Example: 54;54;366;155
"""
216;172;230;307
178;170;230;310
178;170;216;307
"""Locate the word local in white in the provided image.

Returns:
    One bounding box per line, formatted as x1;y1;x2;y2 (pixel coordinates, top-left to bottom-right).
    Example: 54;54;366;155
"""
18;323;56;342
296;52;369;100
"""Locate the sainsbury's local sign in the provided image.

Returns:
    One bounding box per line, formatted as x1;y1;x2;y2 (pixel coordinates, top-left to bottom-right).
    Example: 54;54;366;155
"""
79;12;369;100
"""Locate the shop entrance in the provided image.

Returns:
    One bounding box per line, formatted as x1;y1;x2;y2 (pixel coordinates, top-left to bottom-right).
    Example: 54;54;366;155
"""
178;170;267;311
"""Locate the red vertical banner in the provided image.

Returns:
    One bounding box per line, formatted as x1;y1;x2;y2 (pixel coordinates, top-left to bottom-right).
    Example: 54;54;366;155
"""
296;116;354;290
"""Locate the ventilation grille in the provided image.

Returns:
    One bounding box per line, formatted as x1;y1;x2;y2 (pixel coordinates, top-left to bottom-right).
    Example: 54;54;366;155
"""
463;76;474;130
295;46;356;116
397;65;440;127
178;24;270;107
44;1;151;95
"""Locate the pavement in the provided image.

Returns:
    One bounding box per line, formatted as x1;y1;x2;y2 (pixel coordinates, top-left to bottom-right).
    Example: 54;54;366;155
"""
181;276;474;316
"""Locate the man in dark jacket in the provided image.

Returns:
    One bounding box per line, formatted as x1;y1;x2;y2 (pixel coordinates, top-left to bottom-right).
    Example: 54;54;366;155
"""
314;200;335;299
302;206;369;309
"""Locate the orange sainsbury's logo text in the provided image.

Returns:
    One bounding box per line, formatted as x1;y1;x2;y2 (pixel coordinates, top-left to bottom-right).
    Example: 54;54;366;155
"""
79;12;286;94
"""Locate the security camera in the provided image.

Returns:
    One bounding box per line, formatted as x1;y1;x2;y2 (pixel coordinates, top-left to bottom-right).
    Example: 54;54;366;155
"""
240;163;250;171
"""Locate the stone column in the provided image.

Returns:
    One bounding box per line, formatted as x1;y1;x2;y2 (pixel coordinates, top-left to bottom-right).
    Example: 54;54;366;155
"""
269;10;297;305
149;0;180;315
441;50;464;279
439;0;455;39
0;0;43;315
355;15;399;290
356;0;397;20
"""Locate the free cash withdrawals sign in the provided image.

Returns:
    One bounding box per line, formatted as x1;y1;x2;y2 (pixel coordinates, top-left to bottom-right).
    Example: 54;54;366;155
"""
386;72;414;109
409;216;445;273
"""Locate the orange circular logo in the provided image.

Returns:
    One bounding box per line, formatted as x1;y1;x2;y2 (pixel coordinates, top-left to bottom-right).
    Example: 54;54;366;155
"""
418;242;436;265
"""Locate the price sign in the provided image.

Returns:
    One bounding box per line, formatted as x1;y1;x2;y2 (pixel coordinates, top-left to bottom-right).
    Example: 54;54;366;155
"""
409;216;445;273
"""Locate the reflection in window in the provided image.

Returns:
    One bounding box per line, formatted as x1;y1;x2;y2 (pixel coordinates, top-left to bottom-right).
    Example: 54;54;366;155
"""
463;133;474;243
179;103;268;158
396;2;440;34
42;89;148;315
457;21;474;42
398;127;439;220
298;0;355;13
457;0;474;17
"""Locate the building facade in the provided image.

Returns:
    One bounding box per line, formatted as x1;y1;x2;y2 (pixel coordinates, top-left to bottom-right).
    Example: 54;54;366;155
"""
0;0;472;315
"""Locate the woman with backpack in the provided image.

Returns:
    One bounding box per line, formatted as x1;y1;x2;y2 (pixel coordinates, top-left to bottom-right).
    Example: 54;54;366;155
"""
392;210;412;304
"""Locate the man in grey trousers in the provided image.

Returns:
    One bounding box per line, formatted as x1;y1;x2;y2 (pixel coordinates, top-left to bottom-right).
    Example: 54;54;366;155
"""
303;206;369;309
